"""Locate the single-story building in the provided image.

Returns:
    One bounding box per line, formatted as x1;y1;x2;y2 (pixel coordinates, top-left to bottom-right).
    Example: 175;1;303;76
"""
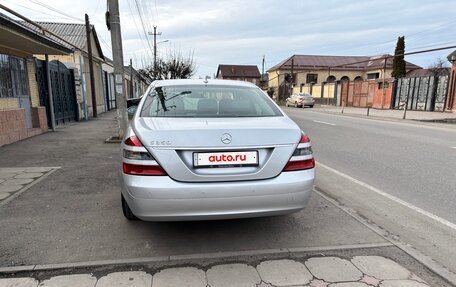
0;12;72;146
23;21;107;119
123;65;150;99
216;64;261;86
268;54;421;92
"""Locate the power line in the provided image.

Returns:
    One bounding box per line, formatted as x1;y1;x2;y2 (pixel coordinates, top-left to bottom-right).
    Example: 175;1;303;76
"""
126;0;152;60
28;0;84;22
90;0;102;19
3;0;76;21
98;35;113;54
133;0;154;56
327;16;456;55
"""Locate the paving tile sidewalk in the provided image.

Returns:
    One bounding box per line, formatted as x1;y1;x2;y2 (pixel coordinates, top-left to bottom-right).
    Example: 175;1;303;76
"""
311;105;456;122
0;167;58;201
0;256;431;287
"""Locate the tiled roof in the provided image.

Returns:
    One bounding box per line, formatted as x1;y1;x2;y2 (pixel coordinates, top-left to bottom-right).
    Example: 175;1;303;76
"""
217;65;261;78
268;54;421;72
406;68;450;77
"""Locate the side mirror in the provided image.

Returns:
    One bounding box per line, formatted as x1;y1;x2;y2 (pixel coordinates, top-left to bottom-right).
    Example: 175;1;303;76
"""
127;105;138;117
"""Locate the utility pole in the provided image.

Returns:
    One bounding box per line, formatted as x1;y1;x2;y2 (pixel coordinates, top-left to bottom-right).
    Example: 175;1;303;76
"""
129;58;133;98
85;14;97;117
149;26;162;79
382;57;387;109
290;58;294;97
261;55;265;89
45;54;56;131
107;0;127;138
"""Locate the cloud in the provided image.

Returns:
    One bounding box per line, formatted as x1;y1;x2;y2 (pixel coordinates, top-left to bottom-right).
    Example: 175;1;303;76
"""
3;0;456;77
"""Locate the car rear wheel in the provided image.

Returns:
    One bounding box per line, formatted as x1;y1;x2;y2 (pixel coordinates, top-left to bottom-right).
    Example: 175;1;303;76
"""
309;105;314;108
122;194;139;220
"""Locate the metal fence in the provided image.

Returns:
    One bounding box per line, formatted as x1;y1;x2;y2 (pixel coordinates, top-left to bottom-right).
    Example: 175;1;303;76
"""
393;76;449;111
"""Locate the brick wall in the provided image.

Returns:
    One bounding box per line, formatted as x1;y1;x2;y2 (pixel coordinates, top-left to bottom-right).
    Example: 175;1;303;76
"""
31;107;48;132
27;58;40;108
0;98;19;109
0;109;27;146
0;108;48;147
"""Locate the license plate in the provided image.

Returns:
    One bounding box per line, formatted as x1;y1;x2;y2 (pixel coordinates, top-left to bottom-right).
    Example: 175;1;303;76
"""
193;151;258;167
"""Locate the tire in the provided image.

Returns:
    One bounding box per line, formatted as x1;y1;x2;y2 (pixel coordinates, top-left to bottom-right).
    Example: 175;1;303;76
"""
310;105;314;108
122;194;139;220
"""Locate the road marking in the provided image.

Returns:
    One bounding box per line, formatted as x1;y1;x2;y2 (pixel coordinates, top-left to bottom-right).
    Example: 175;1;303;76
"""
313;120;336;126
317;161;456;232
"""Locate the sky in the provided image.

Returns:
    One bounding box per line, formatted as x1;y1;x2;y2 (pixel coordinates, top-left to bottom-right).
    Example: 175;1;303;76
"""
2;0;456;78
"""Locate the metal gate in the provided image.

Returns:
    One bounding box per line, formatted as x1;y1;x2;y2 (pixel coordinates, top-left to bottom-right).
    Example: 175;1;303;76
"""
36;60;78;126
394;76;449;111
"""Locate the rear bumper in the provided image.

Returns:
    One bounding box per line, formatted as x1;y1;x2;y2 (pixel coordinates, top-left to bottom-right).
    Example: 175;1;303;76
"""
122;169;314;221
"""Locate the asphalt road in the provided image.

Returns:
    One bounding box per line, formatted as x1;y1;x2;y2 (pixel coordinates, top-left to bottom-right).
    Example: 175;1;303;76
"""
0;111;386;267
284;107;456;272
284;107;456;224
0;109;455;281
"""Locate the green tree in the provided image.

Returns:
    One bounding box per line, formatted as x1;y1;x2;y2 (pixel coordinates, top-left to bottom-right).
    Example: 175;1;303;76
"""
392;36;406;78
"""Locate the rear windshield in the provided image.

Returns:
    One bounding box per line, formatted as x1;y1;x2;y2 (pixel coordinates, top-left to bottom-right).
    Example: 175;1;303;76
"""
140;85;282;118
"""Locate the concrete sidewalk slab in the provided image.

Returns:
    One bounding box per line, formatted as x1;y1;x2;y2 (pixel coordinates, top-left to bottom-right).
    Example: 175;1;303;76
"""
352;256;411;280
38;274;96;287
305;257;363;283
95;272;152;287
256;259;312;286
152;267;206;287
206;264;261;287
0;168;58;204
0;278;38;287
0;256;434;287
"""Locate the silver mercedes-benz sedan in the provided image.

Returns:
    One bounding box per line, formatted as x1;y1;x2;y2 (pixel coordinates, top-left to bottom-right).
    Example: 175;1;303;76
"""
121;79;315;221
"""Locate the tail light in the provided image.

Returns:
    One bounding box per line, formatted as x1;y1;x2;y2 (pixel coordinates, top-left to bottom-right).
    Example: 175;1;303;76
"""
122;134;167;176
283;134;315;171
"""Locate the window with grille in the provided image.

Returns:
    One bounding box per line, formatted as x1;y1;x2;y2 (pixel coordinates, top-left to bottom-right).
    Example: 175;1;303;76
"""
306;73;318;84
0;54;28;98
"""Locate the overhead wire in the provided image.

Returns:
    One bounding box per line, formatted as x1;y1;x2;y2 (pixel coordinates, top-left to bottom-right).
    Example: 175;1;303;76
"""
28;0;84;22
4;0;77;21
126;0;153;61
133;0;154;58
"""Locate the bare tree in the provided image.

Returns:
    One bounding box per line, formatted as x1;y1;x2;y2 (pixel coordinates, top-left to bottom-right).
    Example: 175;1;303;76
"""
138;49;197;81
427;58;450;76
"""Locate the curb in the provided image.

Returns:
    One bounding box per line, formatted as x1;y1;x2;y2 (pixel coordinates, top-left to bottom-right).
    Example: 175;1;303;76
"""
0;242;394;273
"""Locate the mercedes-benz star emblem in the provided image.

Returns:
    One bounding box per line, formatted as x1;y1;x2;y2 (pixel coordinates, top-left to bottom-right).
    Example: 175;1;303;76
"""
221;133;232;144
